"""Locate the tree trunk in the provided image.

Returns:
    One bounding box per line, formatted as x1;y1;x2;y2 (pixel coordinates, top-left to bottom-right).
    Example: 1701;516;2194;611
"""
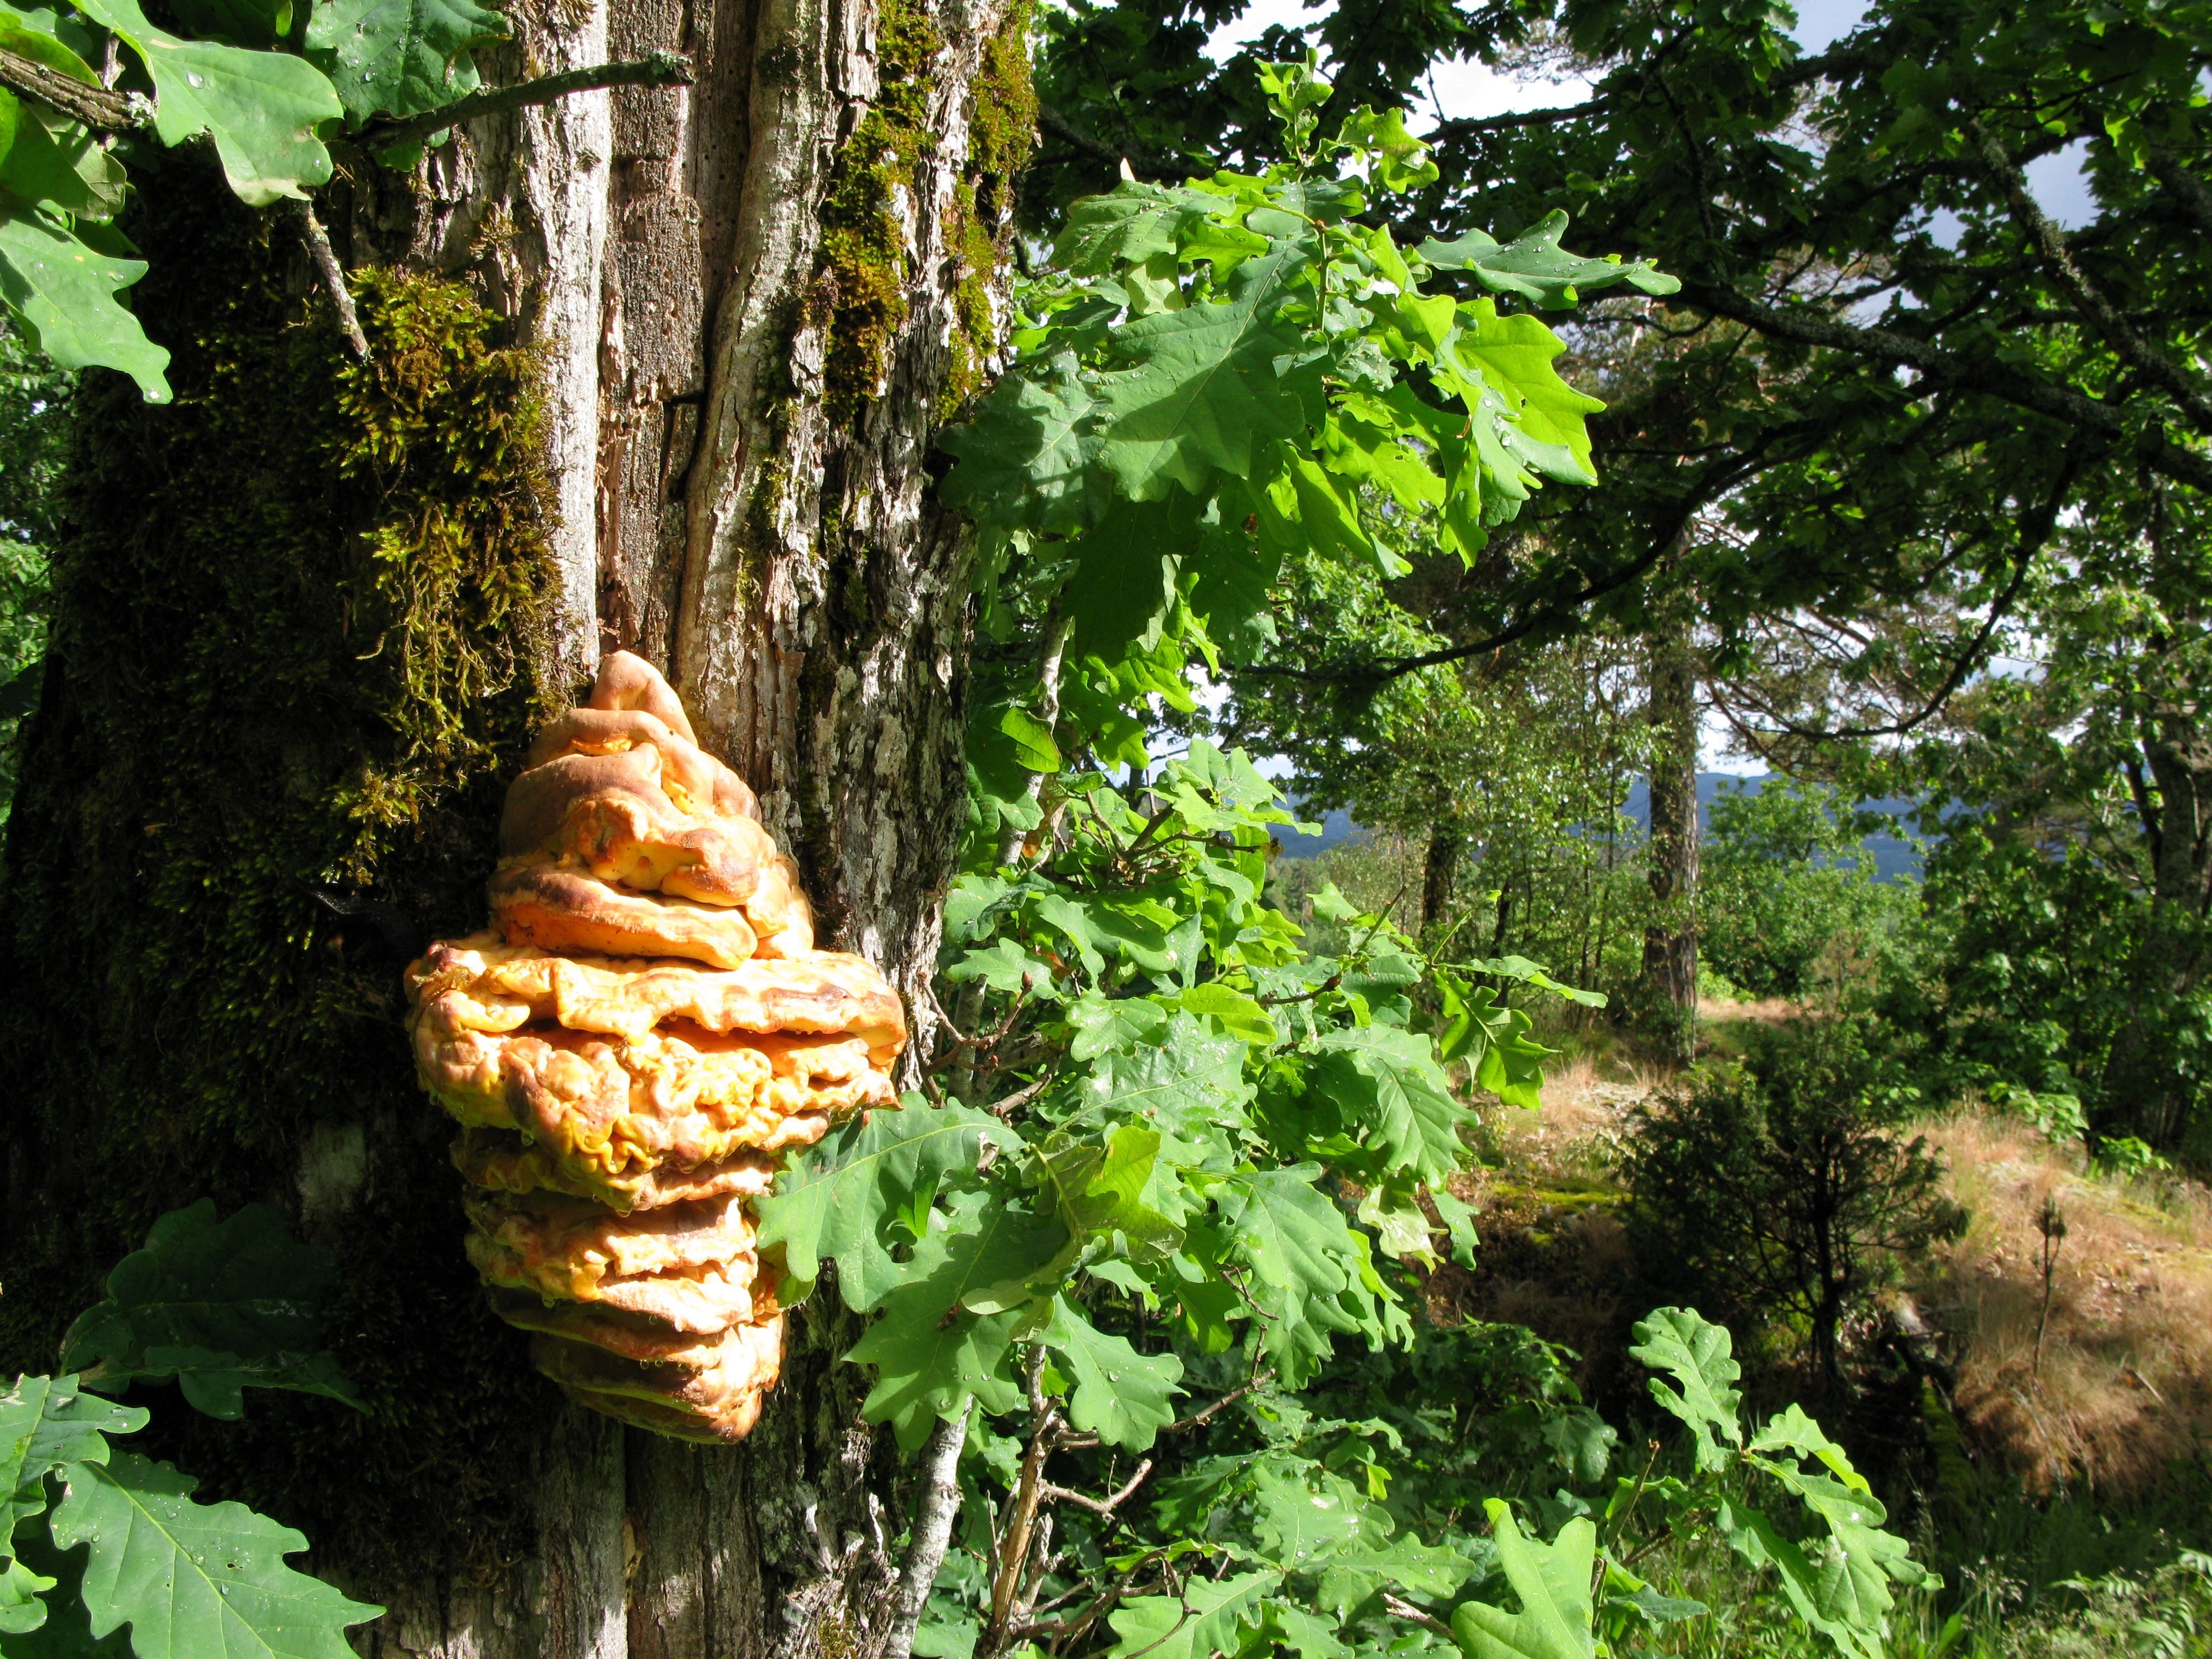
1419;824;1459;940
1641;619;1700;1048
0;1;1030;1656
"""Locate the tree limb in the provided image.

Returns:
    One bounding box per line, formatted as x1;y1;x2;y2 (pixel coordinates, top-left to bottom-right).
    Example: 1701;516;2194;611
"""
1039;1459;1153;1516
1718;431;2091;743
1672;278;2212;497
0;45;142;129
1226;440;1780;685
2146;142;2212;242
353;52;693;149
1965;118;2212;438
1036;104;1191;182
883;1403;973;1659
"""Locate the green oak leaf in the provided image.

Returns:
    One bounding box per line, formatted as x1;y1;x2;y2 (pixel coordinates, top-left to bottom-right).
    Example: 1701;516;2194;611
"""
1067;993;1168;1059
1417;210;1677;308
1092;233;1326;499
60;1200;361;1420
1250;1460;1365;1569
1716;1495;1880;1659
305;0;505;122
938;352;1098;533
1430;1187;1480;1270
0;102;127;220
2;1374;147;1543
1749;1403;1873;1494
1104;1570;1277;1659
0;212;167;399
50;1453;382;1659
1450;1504;1596;1659
1044;1296;1182;1449
1314;1535;1475;1615
1629;1307;1744;1472
1082;1013;1253;1166
846;1197;1051;1450
1030;1123;1186;1254
1;1522;132;1659
1264;1603;1349;1659
74;0;342;205
1176;981;1276;1045
754;1100;1010;1308
1063;492;1204;661
1452;299;1604;483
1;1552;56;1635
1052;179;1216;275
1310;1024;1470;1184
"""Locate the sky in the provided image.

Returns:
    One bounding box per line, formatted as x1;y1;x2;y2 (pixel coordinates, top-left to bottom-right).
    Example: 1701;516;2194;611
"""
1195;0;2093;772
1202;0;2099;232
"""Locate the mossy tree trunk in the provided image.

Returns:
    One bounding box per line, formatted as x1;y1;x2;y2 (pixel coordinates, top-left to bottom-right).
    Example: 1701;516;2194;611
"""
0;1;1031;1657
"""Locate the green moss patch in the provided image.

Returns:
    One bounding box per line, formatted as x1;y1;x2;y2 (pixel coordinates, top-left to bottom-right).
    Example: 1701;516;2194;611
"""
0;162;560;1588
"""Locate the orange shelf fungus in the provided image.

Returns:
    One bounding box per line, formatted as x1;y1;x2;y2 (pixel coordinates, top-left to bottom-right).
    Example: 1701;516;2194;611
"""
405;652;906;1442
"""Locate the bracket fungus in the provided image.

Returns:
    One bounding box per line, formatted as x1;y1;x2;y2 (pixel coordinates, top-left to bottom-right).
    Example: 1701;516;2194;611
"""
405;653;906;1442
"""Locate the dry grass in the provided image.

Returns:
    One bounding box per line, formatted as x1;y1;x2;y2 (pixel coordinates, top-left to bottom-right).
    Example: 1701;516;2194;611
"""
1485;1051;1664;1177
1910;1115;2212;1499
1696;994;1798;1025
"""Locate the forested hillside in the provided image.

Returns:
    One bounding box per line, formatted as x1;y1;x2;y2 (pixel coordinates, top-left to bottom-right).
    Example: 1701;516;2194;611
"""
2;2;2209;1658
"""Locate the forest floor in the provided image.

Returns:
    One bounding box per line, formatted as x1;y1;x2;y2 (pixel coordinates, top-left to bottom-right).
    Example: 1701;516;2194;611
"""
1444;1007;2212;1507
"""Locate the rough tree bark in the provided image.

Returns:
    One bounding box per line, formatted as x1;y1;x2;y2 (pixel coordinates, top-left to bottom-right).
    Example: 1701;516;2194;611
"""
1640;617;1700;1047
0;0;1027;1655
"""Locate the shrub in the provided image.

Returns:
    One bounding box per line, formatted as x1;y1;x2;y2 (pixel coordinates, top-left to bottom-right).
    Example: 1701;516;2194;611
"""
1623;1016;1966;1391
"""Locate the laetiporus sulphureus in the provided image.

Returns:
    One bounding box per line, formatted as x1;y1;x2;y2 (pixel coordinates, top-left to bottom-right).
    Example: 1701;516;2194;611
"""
405;653;905;1441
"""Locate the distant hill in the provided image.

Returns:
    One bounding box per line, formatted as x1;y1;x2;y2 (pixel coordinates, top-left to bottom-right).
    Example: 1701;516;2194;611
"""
1279;775;1923;881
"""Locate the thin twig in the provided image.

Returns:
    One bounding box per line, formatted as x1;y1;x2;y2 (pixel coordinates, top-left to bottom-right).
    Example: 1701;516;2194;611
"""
354;52;692;149
294;203;369;361
1039;1459;1154;1516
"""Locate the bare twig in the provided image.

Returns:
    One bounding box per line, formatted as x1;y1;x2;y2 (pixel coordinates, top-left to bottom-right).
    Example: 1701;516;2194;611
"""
984;1072;1056;1119
293;203;369;361
984;1347;1058;1654
1039;1459;1154;1516
354;52;692;149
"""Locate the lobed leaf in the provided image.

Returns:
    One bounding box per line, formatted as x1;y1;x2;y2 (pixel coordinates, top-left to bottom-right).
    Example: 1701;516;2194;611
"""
50;1452;383;1659
755;1101;1012;1308
305;0;507;123
76;0;341;205
60;1201;361;1420
0;213;168;401
1044;1296;1183;1449
1449;1504;1596;1659
1629;1308;1744;1472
